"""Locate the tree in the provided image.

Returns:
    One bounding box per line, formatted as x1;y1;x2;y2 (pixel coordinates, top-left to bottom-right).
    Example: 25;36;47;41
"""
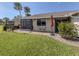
3;17;9;31
24;6;31;16
14;2;22;17
3;17;9;25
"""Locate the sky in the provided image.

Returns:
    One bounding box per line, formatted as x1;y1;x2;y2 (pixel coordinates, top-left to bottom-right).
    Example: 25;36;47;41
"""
1;2;79;20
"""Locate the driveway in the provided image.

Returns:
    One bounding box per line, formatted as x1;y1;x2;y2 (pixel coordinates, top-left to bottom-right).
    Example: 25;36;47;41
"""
14;29;79;47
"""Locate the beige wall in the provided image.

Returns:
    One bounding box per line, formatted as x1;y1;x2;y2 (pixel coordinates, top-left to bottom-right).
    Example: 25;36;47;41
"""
14;16;21;26
71;16;79;36
32;18;55;32
71;17;79;25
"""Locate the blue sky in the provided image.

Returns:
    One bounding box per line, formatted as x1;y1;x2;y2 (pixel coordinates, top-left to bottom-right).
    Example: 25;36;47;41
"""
0;2;79;20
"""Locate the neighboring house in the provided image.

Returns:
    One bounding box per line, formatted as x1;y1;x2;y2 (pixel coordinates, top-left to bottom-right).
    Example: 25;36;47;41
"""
7;20;14;25
6;20;14;28
0;19;4;25
16;11;79;33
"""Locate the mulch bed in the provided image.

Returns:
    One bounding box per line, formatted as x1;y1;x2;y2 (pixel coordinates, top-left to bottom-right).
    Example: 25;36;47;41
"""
62;35;79;41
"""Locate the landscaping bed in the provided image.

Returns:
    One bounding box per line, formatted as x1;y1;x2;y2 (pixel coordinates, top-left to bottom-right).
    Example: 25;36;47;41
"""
62;35;79;41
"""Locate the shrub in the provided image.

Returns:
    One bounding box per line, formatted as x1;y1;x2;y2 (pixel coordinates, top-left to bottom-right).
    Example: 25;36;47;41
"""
3;24;14;32
3;26;7;31
58;22;78;39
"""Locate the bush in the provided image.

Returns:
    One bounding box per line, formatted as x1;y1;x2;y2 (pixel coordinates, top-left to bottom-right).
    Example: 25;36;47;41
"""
3;26;7;31
3;24;14;32
58;22;78;39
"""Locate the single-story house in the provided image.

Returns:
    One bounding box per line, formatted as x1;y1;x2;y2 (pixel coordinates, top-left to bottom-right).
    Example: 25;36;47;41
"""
0;19;4;25
5;20;14;28
15;11;79;33
13;15;22;26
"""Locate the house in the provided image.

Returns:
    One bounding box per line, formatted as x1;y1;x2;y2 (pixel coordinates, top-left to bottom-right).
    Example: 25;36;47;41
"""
13;15;22;27
0;19;4;25
5;20;14;28
13;15;22;29
16;11;79;33
7;20;14;26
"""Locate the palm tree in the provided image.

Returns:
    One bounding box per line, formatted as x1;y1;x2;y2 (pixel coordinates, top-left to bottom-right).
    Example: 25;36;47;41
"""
14;2;22;17
24;6;31;16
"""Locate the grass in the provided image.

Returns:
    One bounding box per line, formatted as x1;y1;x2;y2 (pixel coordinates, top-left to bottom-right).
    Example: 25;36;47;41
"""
0;25;3;32
0;32;79;56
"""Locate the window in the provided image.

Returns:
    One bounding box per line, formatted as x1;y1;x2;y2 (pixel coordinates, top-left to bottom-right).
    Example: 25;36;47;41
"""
42;21;46;26
37;19;41;26
37;19;46;26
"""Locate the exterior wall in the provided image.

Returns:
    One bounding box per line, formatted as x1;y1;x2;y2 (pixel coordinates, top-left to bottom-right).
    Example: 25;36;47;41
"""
71;16;79;36
32;18;55;32
14;16;21;26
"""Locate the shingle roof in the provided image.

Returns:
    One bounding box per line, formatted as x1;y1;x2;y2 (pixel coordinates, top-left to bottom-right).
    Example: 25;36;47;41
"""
22;11;79;19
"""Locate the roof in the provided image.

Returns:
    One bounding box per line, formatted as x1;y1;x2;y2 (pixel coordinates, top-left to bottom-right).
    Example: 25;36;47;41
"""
22;11;79;19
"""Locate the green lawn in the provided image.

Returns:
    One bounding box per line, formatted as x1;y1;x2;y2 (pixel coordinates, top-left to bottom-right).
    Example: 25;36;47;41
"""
0;25;3;32
0;32;79;56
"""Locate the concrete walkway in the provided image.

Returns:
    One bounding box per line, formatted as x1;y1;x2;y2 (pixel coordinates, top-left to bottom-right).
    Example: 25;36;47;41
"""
14;29;79;47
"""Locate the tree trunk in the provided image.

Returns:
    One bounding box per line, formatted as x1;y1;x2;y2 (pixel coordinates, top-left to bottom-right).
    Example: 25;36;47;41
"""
19;10;22;17
19;10;22;29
